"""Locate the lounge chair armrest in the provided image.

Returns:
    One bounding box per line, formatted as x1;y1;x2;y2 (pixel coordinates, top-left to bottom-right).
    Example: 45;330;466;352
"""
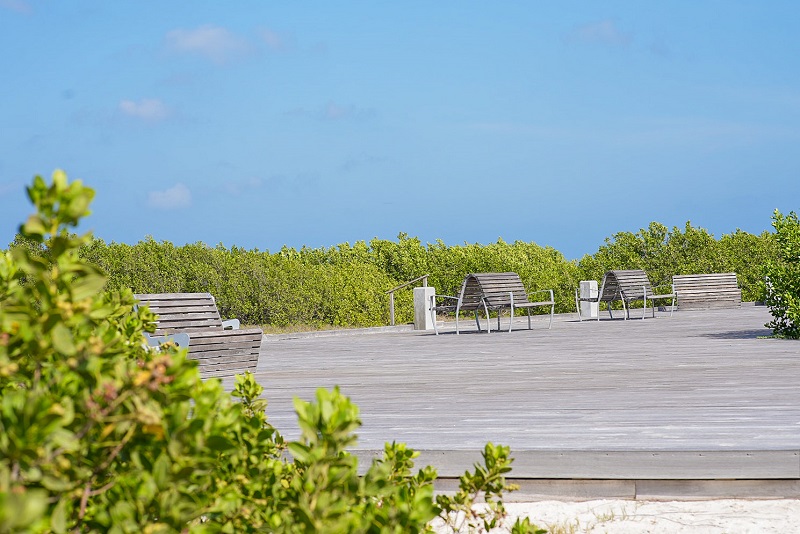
221;318;241;330
144;332;190;349
430;294;459;310
643;286;675;299
575;289;599;302
528;288;555;301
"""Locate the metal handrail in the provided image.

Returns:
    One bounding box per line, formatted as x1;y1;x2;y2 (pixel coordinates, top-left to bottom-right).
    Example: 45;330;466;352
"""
385;274;429;326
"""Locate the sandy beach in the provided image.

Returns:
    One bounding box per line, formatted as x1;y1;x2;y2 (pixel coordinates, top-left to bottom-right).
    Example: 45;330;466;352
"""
456;499;800;533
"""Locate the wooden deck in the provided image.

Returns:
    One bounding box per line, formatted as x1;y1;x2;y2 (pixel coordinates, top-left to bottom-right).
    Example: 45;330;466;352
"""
242;305;800;499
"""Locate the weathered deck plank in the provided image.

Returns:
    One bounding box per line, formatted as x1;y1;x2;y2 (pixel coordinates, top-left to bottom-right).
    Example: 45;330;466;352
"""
244;305;800;485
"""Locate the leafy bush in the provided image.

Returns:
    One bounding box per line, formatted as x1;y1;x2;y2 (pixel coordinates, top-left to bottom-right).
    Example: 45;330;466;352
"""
577;221;775;301
1;170;542;533
764;209;800;338
73;232;580;328
5;190;777;330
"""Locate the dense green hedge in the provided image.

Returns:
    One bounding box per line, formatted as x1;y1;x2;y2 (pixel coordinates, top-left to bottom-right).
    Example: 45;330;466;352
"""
577;222;775;303
6;222;777;329
764;210;800;338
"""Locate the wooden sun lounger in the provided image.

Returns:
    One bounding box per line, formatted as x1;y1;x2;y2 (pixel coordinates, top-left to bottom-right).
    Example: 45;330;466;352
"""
673;273;742;310
429;272;555;334
135;292;262;378
575;269;675;321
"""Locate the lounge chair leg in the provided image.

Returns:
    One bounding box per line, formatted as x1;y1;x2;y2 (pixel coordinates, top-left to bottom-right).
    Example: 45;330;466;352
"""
430;296;439;335
508;292;514;333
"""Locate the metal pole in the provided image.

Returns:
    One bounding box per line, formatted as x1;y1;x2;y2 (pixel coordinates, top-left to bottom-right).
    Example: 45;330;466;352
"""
389;293;395;326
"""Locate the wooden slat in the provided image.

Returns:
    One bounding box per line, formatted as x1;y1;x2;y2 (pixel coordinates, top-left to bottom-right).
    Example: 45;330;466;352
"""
194;351;260;366
139;300;219;309
140;305;217;312
156;314;222;323
136;293;209;300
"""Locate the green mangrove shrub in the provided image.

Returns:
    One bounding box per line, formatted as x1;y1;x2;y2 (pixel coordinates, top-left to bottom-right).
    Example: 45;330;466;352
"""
764;209;800;338
5;186;777;329
577;221;775;301
0;170;542;533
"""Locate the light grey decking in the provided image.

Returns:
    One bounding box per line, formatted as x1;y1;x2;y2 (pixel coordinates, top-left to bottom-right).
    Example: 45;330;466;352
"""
241;305;800;498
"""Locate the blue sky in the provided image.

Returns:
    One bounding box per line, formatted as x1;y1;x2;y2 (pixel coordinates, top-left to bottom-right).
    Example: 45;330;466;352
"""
2;1;799;260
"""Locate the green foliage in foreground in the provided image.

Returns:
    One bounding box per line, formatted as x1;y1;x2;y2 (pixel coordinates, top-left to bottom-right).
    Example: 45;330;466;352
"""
764;210;800;338
0;171;543;532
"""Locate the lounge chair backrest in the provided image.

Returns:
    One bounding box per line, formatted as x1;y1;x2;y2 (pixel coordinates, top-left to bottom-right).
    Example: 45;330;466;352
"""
466;272;529;308
672;273;741;310
600;270;654;301
135;292;224;334
458;274;485;311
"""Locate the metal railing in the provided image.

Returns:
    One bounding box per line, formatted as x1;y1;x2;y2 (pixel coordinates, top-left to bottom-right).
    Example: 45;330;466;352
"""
385;274;429;326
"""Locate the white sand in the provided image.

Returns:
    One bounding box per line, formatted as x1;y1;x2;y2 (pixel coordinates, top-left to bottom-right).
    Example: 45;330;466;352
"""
433;499;800;533
510;499;800;533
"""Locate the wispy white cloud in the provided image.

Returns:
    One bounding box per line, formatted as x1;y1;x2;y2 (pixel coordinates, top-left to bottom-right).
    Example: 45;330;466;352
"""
119;98;171;122
147;183;192;209
0;180;21;197
282;102;376;121
567;20;632;47
165;25;251;65
0;0;31;14
320;101;375;121
224;176;263;195
262;172;320;194
649;38;671;58
258;28;290;51
339;154;387;172
324;102;350;120
468;116;800;150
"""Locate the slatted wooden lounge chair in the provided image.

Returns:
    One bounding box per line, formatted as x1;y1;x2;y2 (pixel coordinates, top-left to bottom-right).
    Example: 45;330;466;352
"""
672;273;741;310
429;272;555;334
135;292;263;378
574;269;675;321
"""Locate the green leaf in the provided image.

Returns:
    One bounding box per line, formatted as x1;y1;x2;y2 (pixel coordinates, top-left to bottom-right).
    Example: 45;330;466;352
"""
21;215;47;239
51;498;68;534
206;435;235;451
51;323;76;355
52;168;67;189
153;453;170;489
70;269;107;301
0;489;48;531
